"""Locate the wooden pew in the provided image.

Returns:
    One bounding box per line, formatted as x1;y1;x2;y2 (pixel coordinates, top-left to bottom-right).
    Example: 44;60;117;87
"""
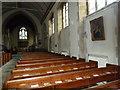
1;53;12;66
8;53;12;61
15;59;85;70
2;53;6;65
87;79;120;89
0;53;2;66
20;53;66;60
107;64;120;79
106;63;119;67
18;57;72;64
5;53;12;62
8;61;97;80
20;52;55;58
3;66;119;89
20;56;69;61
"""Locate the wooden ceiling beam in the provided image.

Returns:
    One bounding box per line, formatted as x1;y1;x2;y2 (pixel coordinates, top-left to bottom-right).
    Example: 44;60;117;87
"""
41;2;55;24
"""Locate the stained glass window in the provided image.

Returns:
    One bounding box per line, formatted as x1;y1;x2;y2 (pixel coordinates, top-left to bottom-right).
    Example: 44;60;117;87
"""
19;27;27;39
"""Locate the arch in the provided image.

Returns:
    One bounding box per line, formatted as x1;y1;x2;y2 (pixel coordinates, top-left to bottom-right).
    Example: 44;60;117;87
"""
2;9;42;49
2;9;41;34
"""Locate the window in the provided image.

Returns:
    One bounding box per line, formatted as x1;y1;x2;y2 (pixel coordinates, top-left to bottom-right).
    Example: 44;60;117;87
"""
97;0;105;10
57;2;69;31
63;2;69;28
19;27;27;39
107;0;116;5
49;20;52;36
49;14;55;36
88;0;117;15
88;0;96;14
52;17;55;34
58;5;63;32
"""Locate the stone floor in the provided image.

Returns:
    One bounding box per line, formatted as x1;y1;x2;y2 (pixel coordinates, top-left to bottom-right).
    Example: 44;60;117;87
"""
0;53;22;90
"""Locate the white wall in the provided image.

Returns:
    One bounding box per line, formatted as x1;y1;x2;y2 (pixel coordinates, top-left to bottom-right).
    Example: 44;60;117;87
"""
50;34;55;52
118;3;120;65
69;2;80;58
84;2;118;67
0;2;2;48
42;2;81;58
59;27;70;55
78;1;87;58
43;2;60;53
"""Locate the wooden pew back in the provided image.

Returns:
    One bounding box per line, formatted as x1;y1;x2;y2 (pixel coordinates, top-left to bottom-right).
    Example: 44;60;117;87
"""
1;53;12;66
87;79;120;89
4;66;119;89
9;61;97;80
18;57;73;64
15;59;84;70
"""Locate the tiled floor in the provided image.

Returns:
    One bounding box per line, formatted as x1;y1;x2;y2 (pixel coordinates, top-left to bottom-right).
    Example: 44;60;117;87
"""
0;53;22;90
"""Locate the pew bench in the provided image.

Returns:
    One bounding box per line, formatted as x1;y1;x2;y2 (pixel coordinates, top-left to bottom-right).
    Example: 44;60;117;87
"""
3;66;119;89
20;56;69;61
21;52;61;58
87;79;120;89
15;59;85;70
8;61;97;80
18;57;73;64
20;53;67;61
1;53;12;66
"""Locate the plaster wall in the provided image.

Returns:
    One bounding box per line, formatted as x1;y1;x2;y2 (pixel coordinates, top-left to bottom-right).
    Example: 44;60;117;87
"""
42;2;81;58
69;2;80;58
78;1;87;58
84;2;118;66
118;2;120;65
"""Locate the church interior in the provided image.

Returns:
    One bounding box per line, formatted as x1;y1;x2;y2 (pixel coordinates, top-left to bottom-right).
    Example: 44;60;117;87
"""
0;0;120;89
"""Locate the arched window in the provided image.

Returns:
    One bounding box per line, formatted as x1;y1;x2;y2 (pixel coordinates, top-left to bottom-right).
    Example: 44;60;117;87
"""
19;27;28;39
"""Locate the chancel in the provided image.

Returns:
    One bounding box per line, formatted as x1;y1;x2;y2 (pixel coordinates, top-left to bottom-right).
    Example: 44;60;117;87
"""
0;0;120;89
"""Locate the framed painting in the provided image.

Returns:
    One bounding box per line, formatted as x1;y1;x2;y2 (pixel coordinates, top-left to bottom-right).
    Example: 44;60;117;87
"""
90;16;105;41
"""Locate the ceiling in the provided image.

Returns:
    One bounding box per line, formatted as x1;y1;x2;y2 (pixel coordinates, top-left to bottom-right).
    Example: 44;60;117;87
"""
6;13;35;31
2;2;55;23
